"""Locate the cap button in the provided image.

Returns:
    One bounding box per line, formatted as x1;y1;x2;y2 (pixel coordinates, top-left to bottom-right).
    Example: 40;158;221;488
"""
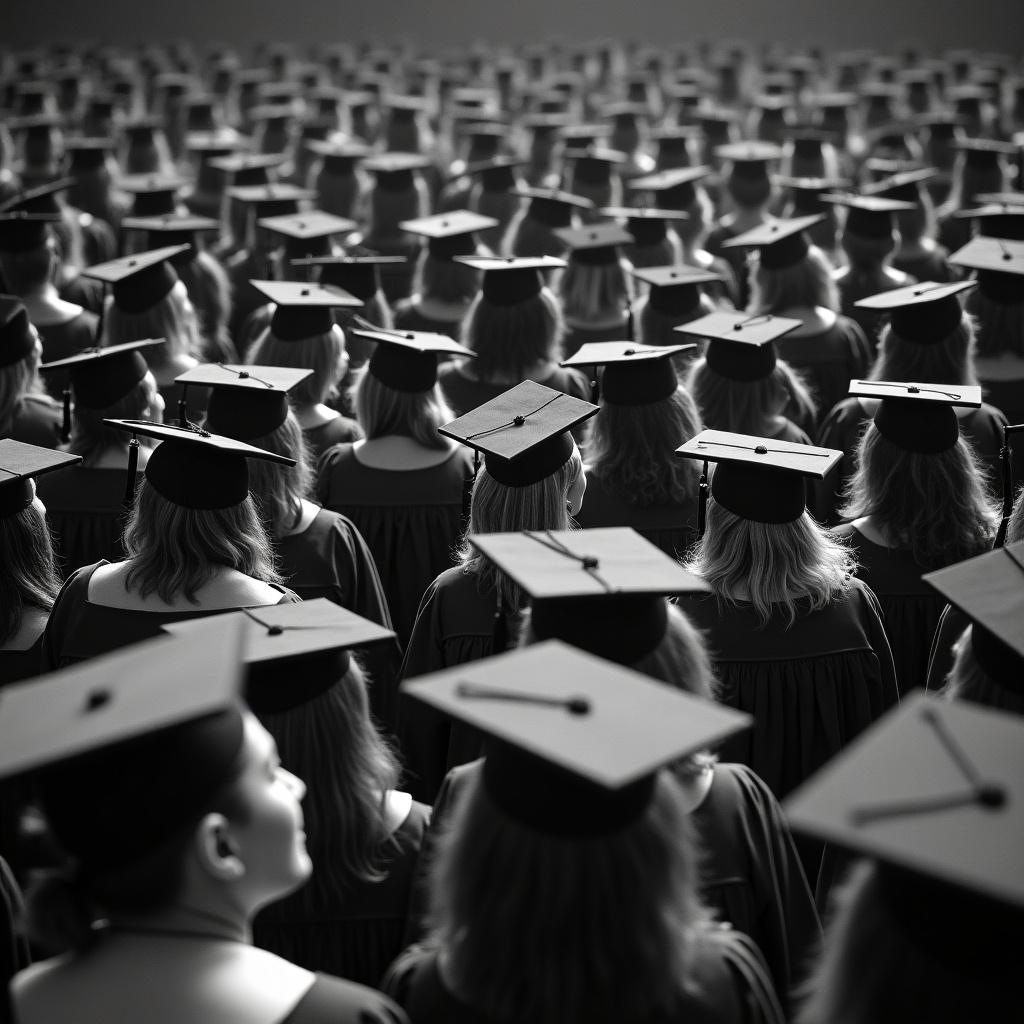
238;370;250;379
300;287;310;296
267;625;284;636
908;385;920;393
127;259;137;266
513;415;526;426
84;688;111;712
754;444;768;455
624;348;636;355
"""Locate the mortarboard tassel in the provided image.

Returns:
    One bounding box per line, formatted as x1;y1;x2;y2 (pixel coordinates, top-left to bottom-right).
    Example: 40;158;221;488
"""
697;458;709;538
60;388;72;443
491;591;509;656
461;449;480;532
993;423;1024;549
122;435;140;511
625;303;634;341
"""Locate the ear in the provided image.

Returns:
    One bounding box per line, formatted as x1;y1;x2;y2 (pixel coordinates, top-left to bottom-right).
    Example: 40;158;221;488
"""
193;812;246;881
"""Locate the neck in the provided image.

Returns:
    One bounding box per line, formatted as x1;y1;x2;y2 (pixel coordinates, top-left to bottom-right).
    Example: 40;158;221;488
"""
108;901;251;945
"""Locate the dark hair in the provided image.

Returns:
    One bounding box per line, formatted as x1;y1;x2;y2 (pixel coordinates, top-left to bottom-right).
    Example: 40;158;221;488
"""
243;412;314;538
67;373;157;463
0;500;61;643
461;288;564;380
416;250;481;305
972;293;1024;359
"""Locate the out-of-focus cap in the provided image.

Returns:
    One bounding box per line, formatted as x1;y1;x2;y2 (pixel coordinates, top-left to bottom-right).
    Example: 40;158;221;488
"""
854;280;976;344
355;325;475;392
399;209;499;259
953;138;1017;170
290;254;405;300
676;428;841;523
82;245;189;314
715;141;784;177
0;620;247;872
363;152;432;191
209;152;285;187
0;439;81;519
515;185;594;228
676;309;802;381
40;339;164;410
402;639;750;836
565;146;628;184
248;279;362;341
554;222;633;265
454;254;566;305
629;165;711;207
822;194;917;238
120;213;219;265
862;167;938;202
439;379;597;487
561;340;693;404
600;206;688;246
630;264;722;316
949;236;1024;304
64;136;115;172
0;211;61;254
953;205;1024;242
0;177;74;215
119;174;185;218
463;156;527;191
721;214;826;269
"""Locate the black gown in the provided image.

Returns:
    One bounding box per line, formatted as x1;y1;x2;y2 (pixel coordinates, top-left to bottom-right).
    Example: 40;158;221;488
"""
303;415;362;465
3;395;62;448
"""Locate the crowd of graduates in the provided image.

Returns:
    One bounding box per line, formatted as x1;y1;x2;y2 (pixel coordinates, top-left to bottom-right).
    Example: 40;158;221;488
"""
0;31;1022;1024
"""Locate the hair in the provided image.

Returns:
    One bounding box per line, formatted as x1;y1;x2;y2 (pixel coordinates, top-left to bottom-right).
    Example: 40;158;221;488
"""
416;249;482;305
0;343;45;437
68;168;119;225
352;365;453;450
461;287;564;380
894;199;936;245
0;499;61;643
587;387;702;506
840;229;898;275
557;257;634;325
566;177;622;213
255;662;403;903
247;323;346;407
122;479;282;603
796;860;1017;1024
627;234;682;270
67;372;158;463
972;294;1024;359
636;295;713;354
870;317;978;385
0;239;55;295
49;209;87;278
101;281;201;370
243;413;313;538
939;625;1024;715
686;499;855;627
687;356;817;437
749;246;840;314
937;153;1006;217
501;209;567;259
177;251;235;363
364;179;429;238
726;174;773;210
839;427;998;570
457;451;583;612
677;194;714;251
429;768;710;1024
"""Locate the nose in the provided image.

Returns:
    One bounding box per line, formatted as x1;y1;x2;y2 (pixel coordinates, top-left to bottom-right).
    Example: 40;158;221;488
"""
281;768;306;802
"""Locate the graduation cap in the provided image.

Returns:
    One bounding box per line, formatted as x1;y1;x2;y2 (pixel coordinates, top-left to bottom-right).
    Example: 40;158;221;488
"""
558;123;612;147
208;152;285;187
949;236;1024;304
847;379;981;453
177;363;312;439
256;210;356;261
288;254;402;301
120;214;220;266
454;254;566;306
163;599;396;714
82;245;189;315
0;619;248;872
399;210;499;260
225;183;313;223
775;176;853;215
630;264;722;316
64;136;115;174
565;146;627;185
783;693;1024;962
514;186;594;229
715;141;784;178
249;279;362;341
305;138;371;173
463;156;527;193
722;214;826;270
105;418;294;510
349;325;475;392
922;542;1024;690
629;165;711;209
561;340;694;405
554;222;634;265
472;527;709;663
0;439;81;519
119;174;184;218
953;205;1024;243
363;152;432;191
854;280;976;344
823;194;917;238
0;211;61;254
953;138;1017;171
600;206;688;247
862;167;938;203
676;428;841;524
675;310;802;381
0;177;73;216
402;639;750;836
439;379;597;487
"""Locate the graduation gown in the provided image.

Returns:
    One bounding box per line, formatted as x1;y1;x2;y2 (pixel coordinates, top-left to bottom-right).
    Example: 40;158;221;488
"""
303;414;361;465
3;395;62;448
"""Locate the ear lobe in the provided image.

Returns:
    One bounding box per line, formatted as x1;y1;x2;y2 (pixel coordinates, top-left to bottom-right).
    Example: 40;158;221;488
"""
195;813;246;881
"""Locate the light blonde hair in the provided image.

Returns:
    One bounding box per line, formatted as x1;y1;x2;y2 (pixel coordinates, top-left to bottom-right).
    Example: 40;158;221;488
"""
940;625;1024;715
247;323;346;406
101;281;200;368
243;412;314;538
0;344;44;435
557;256;634;325
461;287;564;380
871;317;978;384
749;245;840;314
352;364;453;450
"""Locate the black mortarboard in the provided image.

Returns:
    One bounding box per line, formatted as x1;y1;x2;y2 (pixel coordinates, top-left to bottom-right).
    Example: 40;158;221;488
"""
716;141;784;179
64;137;115;174
439;379;597;487
862;167;938;203
256;210;356;261
400;210;499;260
600;206;688;247
565;146;627;185
676;428;841;523
363;152;432;192
555;222;634;265
630;265;722;316
119;174;184;218
953;138;1017;172
854;281;976;344
249;279;362;341
675;310;803;382
0;439;81;519
305;138;371;173
40;338;164;412
290;254;404;300
722;214;826;269
823;194;917;239
561;341;694;404
83;245;188;314
0;211;61;254
515;186;594;228
209;152;285;187
629;165;711;209
455;254;566;306
949;237;1024;304
353;326;475;392
0;177;73;216
954;205;1024;243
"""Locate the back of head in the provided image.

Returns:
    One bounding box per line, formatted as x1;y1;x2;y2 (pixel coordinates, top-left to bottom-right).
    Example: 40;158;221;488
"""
751;245;839;314
353;365;452;449
941;625;1024;717
871;317;976;385
557;257;633;323
241;411;312;537
461;287;563;380
247;323;346;406
0;498;59;643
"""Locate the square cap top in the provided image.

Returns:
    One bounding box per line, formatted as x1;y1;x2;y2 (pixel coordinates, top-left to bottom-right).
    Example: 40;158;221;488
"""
351;325;474;360
561;340;696;368
39;339;164;410
0;617;244;781
629;166;712;193
673;310;803;347
121;213;220;235
677;428;841;478
715;141;785;165
0;439;81;518
224;183;313;205
554;222;634;264
722;214;825;252
175;362;312;393
0;177;74;215
118;173;187;195
439;379;597;487
359;324;476;392
402;638;750;794
455;254;566;305
854;280;977;311
862;167;938;200
256;210;357;240
784;692;1024;908
630;264;722;289
305;139;372;160
363;152;433;175
974;192;1024;207
951;205;1024;241
949;236;1024;280
399;209;499;240
854;280;976;342
564;146;627;167
823;193;917;239
848;379;982;407
249;279;362;309
208;152;286;175
104;419;295;466
514;185;594;212
600;206;689;222
81;244;190;286
558;123;613;141
822;194;916;215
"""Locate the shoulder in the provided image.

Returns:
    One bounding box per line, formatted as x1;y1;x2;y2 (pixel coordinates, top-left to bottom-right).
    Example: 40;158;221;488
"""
835;314;869;344
316;442;356;472
286;973;409;1024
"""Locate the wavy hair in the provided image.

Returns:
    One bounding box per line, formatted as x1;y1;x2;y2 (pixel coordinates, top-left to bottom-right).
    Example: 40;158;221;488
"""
0;498;61;643
67;372;158;463
415;249;482;305
461;287;564;380
123;480;281;603
101;281;201;368
686;499;855;627
749;245;840;314
177;251;236;363
352;364;453;450
247;323;347;407
972;293;1024;359
457;451;583;612
557;257;634;325
687;356;817;437
637;294;715;352
243;412;314;538
839;427;998;570
0;342;44;436
587;386;702;506
870;316;978;384
429;768;710;1024
940;625;1024;716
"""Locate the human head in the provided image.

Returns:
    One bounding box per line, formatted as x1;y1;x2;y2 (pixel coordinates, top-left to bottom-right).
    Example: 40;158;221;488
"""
556;255;634;324
101;279;201;370
940;625;1024;716
246;322;348;407
0;491;60;643
871;314;978;385
353;363;453;450
749;244;840;313
68;370;164;459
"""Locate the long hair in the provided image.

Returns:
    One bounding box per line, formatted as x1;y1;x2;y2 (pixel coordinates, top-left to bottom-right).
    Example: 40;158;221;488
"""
177;251;235;362
840;229;898;276
972;294;1024;358
0;499;61;643
364;180;429;238
587;387;702;506
839;427;998;570
247;324;346;406
430;768;710;1024
243;412;314;538
256;663;402;900
894;200;936;245
626;234;682;270
749;246;840;314
871;317;978;384
936;153;1006;216
557;257;634;325
687;356;817;437
686;499;855;627
461;287;564;380
352;365;453;450
101;281;201;368
0;239;55;295
67;373;158;463
677;193;714;251
501;208;568;259
416;249;482;305
123;480;282;603
457;452;583;612
940;625;1024;716
0;344;44;436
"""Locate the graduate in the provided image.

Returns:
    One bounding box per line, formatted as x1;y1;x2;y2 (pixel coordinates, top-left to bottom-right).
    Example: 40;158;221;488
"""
0;293;62;446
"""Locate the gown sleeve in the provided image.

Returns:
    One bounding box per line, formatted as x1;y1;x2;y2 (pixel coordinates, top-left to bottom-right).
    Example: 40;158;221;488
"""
38;563;97;671
855;580;900;705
